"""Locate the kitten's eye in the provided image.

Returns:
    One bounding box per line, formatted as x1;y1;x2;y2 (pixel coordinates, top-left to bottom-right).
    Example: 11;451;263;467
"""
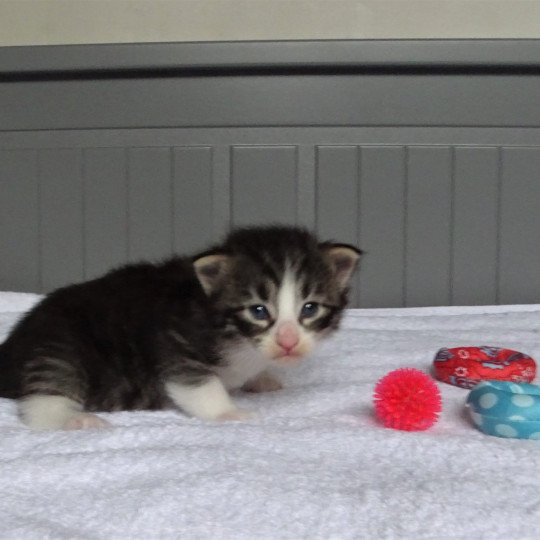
249;305;271;321
301;302;319;319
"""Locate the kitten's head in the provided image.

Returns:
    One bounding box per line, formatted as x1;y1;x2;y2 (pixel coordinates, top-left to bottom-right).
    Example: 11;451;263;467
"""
193;226;361;364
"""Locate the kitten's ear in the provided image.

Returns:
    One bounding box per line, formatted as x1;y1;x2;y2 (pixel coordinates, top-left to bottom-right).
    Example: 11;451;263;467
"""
193;252;232;295
320;243;362;289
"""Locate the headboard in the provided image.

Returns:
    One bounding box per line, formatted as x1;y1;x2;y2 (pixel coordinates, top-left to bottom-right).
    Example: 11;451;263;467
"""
1;40;539;308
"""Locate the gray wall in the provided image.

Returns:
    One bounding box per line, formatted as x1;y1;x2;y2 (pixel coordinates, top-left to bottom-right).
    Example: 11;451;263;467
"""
1;40;539;308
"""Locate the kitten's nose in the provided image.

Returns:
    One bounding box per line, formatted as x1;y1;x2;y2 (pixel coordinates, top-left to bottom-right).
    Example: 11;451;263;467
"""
276;321;300;354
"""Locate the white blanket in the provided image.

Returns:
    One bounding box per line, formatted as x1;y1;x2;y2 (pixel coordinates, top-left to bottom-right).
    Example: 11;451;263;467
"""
1;292;539;539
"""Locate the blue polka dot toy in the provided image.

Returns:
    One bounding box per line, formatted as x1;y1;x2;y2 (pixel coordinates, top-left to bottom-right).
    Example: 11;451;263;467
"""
466;380;540;439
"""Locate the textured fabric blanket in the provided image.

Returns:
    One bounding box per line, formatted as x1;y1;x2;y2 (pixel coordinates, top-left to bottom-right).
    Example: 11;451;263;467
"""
1;292;539;539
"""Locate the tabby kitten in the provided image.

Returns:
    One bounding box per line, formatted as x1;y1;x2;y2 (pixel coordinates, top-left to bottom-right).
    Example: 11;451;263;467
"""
0;226;361;430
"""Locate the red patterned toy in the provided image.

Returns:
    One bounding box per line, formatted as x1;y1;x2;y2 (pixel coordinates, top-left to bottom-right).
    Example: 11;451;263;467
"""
433;346;536;389
373;368;442;431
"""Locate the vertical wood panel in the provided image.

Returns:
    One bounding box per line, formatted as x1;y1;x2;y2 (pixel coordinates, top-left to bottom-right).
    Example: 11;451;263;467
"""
359;146;406;308
231;146;297;227
0;150;40;292
211;145;231;241
316;146;359;244
406;147;453;307
316;146;360;306
172;147;213;253
39;149;84;291
127;147;173;262
452;147;499;305
499;147;540;304
296;145;316;229
83;148;128;279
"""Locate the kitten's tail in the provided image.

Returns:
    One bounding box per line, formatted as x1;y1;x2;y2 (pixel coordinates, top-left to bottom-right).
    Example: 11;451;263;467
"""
0;338;7;364
0;338;18;398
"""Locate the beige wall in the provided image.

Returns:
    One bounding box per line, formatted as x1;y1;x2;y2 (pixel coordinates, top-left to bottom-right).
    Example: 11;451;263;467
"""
1;0;539;46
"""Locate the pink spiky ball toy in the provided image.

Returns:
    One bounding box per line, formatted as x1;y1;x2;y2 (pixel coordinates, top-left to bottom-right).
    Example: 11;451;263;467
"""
373;368;442;431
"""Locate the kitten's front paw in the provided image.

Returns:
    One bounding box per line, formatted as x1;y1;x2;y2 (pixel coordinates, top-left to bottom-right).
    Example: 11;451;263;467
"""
243;371;283;393
63;413;111;430
215;409;254;422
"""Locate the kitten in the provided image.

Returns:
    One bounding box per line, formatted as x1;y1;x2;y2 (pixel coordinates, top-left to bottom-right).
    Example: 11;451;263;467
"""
0;226;361;430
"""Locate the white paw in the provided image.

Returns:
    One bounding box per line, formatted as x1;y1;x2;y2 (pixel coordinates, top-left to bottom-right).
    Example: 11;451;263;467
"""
215;409;254;422
243;372;283;393
63;413;111;430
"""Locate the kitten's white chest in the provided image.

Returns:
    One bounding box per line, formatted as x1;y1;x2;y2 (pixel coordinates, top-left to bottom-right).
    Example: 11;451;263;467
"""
217;341;270;390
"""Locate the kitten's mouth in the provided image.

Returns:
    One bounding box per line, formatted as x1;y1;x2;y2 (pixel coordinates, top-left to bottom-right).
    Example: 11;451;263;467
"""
273;352;304;363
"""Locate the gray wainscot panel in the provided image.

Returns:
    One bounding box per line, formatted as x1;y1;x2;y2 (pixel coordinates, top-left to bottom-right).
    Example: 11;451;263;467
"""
1;40;540;307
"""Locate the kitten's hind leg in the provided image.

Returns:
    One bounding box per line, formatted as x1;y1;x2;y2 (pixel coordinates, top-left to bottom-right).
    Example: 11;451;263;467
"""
19;395;110;430
165;375;250;421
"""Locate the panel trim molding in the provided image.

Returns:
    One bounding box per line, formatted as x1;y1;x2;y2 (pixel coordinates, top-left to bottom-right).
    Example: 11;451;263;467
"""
1;39;540;78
